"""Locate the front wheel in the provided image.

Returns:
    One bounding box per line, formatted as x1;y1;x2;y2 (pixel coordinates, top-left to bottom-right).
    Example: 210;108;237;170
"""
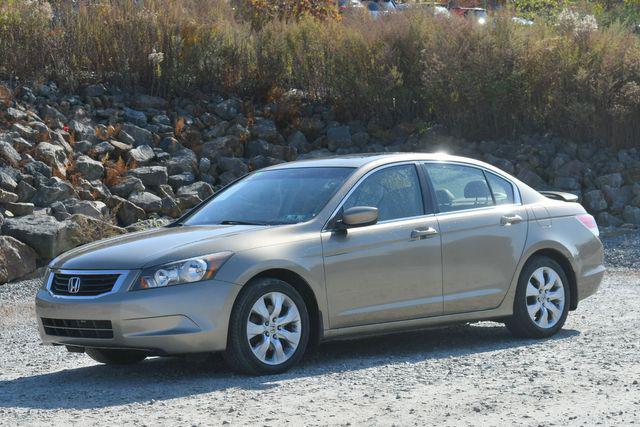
85;348;147;365
224;278;309;375
506;256;570;338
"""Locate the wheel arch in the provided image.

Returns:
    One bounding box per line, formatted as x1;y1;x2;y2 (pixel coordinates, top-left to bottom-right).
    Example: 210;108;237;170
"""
244;268;323;348
523;248;578;310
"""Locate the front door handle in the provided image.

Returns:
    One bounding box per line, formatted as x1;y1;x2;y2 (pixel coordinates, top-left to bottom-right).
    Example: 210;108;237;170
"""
410;227;439;240
501;214;523;226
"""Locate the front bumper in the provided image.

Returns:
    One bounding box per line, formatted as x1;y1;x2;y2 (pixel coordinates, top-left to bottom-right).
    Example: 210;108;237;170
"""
35;271;241;355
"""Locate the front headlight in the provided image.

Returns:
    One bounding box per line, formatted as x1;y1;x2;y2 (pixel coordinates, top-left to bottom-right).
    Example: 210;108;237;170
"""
131;252;233;291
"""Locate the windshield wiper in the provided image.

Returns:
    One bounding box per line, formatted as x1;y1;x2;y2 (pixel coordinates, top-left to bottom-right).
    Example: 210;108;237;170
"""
218;220;296;226
219;220;268;226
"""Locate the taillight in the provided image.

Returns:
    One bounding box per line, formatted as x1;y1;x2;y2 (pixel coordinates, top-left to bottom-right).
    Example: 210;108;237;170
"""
576;214;599;237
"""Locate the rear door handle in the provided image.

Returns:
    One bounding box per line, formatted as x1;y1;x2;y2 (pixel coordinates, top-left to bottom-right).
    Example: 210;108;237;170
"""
410;227;439;240
501;214;523;226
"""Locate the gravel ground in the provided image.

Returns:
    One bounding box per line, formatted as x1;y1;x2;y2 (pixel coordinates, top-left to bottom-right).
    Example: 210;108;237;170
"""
1;231;639;426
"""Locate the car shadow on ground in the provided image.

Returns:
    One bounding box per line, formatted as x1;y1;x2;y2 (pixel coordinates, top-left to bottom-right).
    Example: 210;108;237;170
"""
0;323;579;410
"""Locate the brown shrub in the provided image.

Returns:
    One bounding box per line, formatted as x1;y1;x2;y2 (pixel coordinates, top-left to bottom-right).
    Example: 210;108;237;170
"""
0;2;638;146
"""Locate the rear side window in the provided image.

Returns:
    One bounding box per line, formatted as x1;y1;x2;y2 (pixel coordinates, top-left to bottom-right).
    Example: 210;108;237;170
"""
486;172;515;205
424;163;494;213
343;164;424;222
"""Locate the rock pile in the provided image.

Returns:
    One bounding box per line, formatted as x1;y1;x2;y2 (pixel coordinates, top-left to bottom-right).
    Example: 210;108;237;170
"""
0;81;638;283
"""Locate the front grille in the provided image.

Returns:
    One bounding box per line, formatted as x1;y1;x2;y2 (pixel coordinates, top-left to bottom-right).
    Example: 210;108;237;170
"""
42;318;114;339
50;273;119;296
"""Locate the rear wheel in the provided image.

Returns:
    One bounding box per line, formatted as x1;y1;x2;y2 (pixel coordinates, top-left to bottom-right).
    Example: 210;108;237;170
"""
224;278;309;375
506;256;570;338
85;348;147;365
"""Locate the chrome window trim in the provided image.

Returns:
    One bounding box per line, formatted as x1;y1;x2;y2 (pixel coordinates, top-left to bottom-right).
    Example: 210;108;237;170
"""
323;161;429;231
431;203;523;217
422;161;522;212
45;269;130;300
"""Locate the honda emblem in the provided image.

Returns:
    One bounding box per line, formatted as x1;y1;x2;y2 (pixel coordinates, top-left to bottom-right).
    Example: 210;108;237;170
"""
67;277;81;294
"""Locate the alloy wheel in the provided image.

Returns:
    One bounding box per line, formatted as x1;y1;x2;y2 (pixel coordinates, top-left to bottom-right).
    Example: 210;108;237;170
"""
525;267;566;329
246;292;302;365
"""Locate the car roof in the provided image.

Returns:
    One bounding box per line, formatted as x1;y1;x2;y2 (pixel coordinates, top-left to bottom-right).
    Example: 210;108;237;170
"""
264;152;491;170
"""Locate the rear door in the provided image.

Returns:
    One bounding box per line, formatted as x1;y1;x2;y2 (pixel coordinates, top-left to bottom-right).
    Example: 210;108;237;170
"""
422;162;528;314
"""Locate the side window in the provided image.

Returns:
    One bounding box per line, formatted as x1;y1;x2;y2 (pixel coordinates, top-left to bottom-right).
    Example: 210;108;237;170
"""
425;163;494;213
343;164;424;222
486;172;515;205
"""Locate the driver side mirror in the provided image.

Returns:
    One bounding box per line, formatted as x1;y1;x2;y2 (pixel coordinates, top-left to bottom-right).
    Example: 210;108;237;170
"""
340;206;379;229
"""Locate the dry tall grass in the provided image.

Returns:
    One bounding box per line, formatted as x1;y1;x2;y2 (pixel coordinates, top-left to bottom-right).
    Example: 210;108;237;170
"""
0;1;638;147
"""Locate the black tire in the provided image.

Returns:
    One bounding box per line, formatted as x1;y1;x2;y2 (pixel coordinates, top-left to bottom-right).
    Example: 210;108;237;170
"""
506;255;571;338
85;348;147;365
224;277;310;375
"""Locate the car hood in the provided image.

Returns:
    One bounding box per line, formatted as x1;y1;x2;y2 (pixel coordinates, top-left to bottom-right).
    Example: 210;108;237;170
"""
51;224;270;270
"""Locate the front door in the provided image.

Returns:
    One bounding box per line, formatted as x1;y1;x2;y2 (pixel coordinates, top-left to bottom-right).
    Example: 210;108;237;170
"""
322;163;443;329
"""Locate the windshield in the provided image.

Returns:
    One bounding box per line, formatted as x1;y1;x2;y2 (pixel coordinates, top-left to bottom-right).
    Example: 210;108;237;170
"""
183;167;355;226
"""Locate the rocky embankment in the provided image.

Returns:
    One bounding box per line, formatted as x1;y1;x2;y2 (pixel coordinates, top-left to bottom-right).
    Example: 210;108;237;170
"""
0;81;639;283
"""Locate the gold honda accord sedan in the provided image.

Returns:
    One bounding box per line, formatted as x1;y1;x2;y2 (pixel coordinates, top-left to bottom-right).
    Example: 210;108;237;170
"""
36;153;605;374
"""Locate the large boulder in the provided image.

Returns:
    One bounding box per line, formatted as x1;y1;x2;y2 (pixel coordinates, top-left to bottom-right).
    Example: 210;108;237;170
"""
83;83;107;97
110;176;145;198
287;130;309;153
159;136;183;153
0;236;37;283
250;118;281;143
169;172;196;189
68;214;127;245
218;157;248;177
15;180;36;202
0;140;21;168
1;202;35;216
553;176;580;191
583;189;608;213
166;148;198;175
23;160;52;180
177;181;214;200
214;98;241;120
161;196;182;218
128;191;162;213
127;144;155;165
129;166;168;187
326;125;352;151
0;170;17;191
34;141;68;176
0;189;18;203
517;169;547;190
132;94;168;110
249;155;284;170
75;155;105;180
1;214;81;259
204;121;229;140
121;123;154;147
11;123;37;141
32;178;77;207
68;119;95;141
201;136;244;160
113;198;146;226
245;139;296;161
622;206;640;225
596;173;624;189
123;107;147;126
62;199;108;219
602;185;633;214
